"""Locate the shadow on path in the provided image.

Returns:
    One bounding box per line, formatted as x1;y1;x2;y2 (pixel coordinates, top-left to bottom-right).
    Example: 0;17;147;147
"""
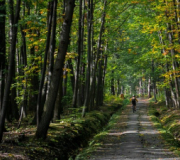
89;99;180;160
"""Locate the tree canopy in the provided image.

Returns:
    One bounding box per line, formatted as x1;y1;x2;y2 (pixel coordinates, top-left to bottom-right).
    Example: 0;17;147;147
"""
0;0;180;141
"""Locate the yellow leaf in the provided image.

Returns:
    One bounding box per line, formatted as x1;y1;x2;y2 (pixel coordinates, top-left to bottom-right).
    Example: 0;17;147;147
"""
27;21;32;25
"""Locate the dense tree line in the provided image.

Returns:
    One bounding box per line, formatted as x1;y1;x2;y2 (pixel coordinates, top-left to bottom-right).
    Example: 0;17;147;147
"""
1;0;180;141
0;0;124;141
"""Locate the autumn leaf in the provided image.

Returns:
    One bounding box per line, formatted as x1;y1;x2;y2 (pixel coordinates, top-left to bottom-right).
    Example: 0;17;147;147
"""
162;50;168;56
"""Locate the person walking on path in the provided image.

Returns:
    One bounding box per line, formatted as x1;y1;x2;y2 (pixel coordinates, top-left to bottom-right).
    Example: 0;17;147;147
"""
130;95;138;112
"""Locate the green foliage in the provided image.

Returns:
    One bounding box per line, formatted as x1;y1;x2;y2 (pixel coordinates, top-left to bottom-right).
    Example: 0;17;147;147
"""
74;103;126;160
148;102;180;156
104;94;123;104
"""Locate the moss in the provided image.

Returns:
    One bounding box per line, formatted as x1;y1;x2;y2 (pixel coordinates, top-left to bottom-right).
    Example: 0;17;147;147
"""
148;102;180;157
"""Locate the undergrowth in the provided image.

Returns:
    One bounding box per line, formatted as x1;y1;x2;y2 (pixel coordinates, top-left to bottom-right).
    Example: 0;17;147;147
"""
1;96;124;160
73;99;128;160
148;102;180;156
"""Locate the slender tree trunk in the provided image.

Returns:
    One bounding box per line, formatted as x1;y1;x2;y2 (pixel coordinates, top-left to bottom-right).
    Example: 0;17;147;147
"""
36;2;54;127
120;86;124;94
84;0;107;115
36;0;75;139
158;30;173;107
96;50;103;106
83;0;92;113
152;60;157;103
29;47;39;124
0;0;6;109
0;0;21;142
169;79;177;108
62;63;68;96
165;87;171;108
139;79;142;96
148;77;151;98
101;53;107;103
111;71;115;95
166;61;177;108
165;1;180;108
72;0;82;108
68;59;75;92
79;62;86;106
18;3;28;119
7;0;19;121
47;0;57;95
78;0;85;107
53;76;63;122
167;24;180;108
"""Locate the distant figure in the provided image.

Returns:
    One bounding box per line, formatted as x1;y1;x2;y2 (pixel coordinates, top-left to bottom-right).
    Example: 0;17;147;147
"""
130;95;138;112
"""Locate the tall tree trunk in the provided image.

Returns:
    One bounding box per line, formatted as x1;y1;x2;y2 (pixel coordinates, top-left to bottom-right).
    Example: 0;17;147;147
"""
83;0;107;115
165;1;180;108
62;63;68;96
47;0;57;96
36;2;54;127
18;3;28;121
83;0;92;113
139;79;142;96
152;60;157;103
158;30;173;107
72;0;82;108
120;86;124;94
29;47;39;125
165;87;171;108
167;24;180;108
96;50;103;106
36;0;75;139
0;0;21;142
0;0;6;109
7;0;19;121
111;70;115;95
148;77;151;98
53;76;63;122
68;59;75;92
101;53;107;102
78;0;85;107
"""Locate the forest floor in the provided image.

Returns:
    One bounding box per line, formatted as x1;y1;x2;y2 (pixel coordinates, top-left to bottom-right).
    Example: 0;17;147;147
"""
0;102;121;160
77;99;180;160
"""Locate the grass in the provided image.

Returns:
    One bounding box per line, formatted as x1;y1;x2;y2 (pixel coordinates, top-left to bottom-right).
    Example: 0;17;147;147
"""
148;102;180;156
73;104;127;160
2;97;125;160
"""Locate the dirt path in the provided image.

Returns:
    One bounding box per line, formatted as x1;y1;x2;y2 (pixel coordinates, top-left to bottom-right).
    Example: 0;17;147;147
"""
89;99;180;160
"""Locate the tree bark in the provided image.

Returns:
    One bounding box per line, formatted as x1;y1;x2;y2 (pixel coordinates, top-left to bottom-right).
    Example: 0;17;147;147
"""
78;0;85;107
83;0;92;112
167;24;180;108
165;1;180;108
96;50;104;106
0;0;21;142
47;0;57;96
36;0;75;139
68;59;75;92
83;0;107;115
0;0;6;109
36;2;54;127
53;76;63;122
139;79;142;96
152;60;157;103
148;77;151;98
72;0;82;108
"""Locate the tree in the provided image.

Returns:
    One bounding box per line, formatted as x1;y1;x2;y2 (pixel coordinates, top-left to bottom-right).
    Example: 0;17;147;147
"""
36;0;75;139
0;0;21;142
0;0;6;110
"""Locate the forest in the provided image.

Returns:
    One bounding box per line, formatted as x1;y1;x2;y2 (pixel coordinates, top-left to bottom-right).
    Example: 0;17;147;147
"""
1;0;180;159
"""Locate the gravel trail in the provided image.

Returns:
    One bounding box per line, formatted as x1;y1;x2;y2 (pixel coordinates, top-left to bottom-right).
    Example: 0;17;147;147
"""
89;99;180;160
